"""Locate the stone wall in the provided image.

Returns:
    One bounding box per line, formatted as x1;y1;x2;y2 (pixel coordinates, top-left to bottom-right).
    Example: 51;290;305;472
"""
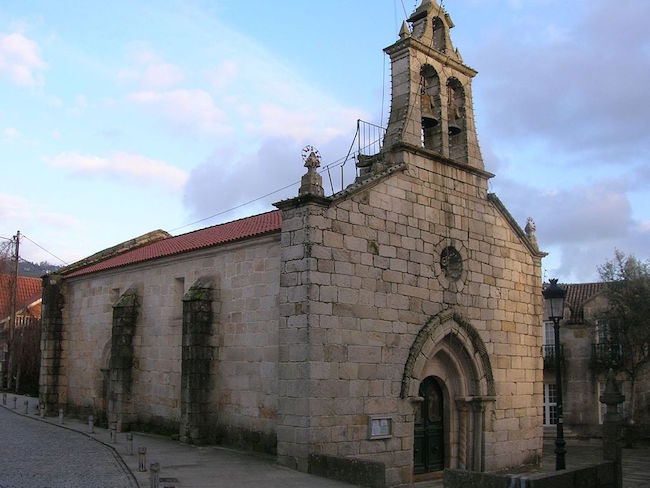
559;292;650;437
277;149;544;486
553;320;600;434
444;462;616;488
59;235;280;448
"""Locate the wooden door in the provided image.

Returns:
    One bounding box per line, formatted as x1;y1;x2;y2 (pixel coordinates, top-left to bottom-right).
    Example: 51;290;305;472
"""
414;376;444;474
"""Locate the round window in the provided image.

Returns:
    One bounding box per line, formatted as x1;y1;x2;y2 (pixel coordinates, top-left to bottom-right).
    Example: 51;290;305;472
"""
440;246;463;281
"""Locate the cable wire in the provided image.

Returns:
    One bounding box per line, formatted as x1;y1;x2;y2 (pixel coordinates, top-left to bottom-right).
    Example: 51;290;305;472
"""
399;0;409;20
21;234;68;265
169;140;380;234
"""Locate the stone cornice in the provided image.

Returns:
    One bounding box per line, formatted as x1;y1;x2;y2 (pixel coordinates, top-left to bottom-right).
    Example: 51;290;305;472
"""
389;142;494;180
273;193;331;211
488;193;547;258
384;37;477;78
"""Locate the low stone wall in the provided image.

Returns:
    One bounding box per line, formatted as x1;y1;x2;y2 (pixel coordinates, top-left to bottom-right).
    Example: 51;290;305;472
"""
308;454;386;488
444;462;616;488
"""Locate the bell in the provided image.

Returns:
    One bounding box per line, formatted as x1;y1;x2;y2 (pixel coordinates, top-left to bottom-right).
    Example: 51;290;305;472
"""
421;94;439;128
448;120;461;135
422;115;439;129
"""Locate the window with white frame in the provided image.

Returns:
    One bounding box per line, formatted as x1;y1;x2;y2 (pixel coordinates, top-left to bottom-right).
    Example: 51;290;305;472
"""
543;383;558;426
596;319;610;344
543;322;555;346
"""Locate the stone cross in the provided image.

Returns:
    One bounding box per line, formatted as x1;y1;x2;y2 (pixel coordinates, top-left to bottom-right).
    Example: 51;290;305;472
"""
600;368;624;488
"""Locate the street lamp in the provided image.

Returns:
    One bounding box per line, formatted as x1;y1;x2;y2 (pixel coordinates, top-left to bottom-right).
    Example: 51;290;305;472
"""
542;278;567;470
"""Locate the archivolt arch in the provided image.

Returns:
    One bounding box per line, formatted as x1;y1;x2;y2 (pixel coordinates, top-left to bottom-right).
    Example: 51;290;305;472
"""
401;309;495;398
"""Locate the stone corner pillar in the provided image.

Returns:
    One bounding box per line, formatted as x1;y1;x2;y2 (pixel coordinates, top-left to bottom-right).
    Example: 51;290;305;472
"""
273;196;330;473
180;277;214;445
108;287;139;432
39;274;65;416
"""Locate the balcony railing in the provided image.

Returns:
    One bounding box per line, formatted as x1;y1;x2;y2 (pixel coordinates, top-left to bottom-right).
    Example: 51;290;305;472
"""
543;344;564;370
591;342;622;371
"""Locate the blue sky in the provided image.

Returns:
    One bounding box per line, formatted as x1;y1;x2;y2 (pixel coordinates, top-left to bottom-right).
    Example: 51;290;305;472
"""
1;0;649;282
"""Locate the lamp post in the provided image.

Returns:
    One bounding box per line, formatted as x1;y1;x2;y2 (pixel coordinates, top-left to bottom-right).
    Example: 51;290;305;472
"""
543;278;568;470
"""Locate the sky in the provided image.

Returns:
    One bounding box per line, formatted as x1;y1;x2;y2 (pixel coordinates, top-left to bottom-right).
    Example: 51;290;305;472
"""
1;0;648;283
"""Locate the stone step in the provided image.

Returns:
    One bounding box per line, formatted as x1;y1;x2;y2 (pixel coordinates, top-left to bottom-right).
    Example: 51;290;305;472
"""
544;425;578;439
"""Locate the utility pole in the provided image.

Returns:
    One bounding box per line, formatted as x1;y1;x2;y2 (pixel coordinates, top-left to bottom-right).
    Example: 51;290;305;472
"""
7;231;19;391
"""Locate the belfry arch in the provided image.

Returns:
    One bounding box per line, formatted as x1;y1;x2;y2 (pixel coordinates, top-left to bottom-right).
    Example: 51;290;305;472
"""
402;310;495;473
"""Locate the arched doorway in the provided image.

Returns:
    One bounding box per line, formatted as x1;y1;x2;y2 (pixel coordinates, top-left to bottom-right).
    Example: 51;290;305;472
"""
402;311;496;474
414;376;445;474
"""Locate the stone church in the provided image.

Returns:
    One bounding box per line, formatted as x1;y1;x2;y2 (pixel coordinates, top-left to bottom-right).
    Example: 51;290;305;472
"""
40;1;545;486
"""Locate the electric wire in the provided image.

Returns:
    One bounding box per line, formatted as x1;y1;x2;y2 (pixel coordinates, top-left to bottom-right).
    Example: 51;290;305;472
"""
399;0;409;20
6;2;479;267
21;234;68;265
380;53;387;128
169;148;364;234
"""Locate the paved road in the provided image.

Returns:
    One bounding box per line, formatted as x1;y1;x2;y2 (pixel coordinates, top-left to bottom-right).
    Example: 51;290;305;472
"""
542;438;650;488
0;405;136;488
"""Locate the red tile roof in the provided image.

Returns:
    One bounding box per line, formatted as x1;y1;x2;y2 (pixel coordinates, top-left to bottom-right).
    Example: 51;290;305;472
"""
0;274;42;319
564;282;605;312
65;210;283;278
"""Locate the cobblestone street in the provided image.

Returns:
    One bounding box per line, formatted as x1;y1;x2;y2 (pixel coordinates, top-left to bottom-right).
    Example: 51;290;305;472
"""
0;404;136;488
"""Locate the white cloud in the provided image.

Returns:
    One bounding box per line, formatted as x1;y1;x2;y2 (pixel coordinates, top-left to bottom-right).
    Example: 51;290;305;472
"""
474;0;650;163
38;211;82;229
211;60;238;91
255;103;360;143
119;43;184;89
0;193;29;220
129;89;229;136
0;32;46;86
0;192;81;233
46;151;189;190
213;57;366;144
2;127;21;139
67;94;88;114
46;95;62;108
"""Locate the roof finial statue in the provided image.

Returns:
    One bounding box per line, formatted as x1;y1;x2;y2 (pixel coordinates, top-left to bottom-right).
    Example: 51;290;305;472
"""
299;145;324;197
525;217;538;250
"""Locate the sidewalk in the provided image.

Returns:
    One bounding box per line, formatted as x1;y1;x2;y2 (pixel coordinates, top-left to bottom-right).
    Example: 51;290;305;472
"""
2;393;648;487
0;393;355;488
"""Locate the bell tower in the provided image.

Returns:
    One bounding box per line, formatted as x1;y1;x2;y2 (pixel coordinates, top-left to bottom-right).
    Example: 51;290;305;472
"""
381;0;484;171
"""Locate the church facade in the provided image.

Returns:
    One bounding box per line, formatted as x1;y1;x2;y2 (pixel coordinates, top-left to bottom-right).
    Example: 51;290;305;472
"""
40;2;545;486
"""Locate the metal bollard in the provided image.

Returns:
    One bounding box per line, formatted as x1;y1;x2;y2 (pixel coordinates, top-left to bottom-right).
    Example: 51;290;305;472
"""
13;396;17;409
127;432;134;455
88;415;94;433
58;408;64;424
23;400;28;414
2;392;6;405
39;404;45;418
149;462;160;488
138;447;147;472
110;423;117;443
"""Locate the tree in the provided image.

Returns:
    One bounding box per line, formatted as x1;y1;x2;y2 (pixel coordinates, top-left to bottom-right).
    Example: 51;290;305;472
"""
1;239;15;390
598;250;650;426
0;240;12;273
